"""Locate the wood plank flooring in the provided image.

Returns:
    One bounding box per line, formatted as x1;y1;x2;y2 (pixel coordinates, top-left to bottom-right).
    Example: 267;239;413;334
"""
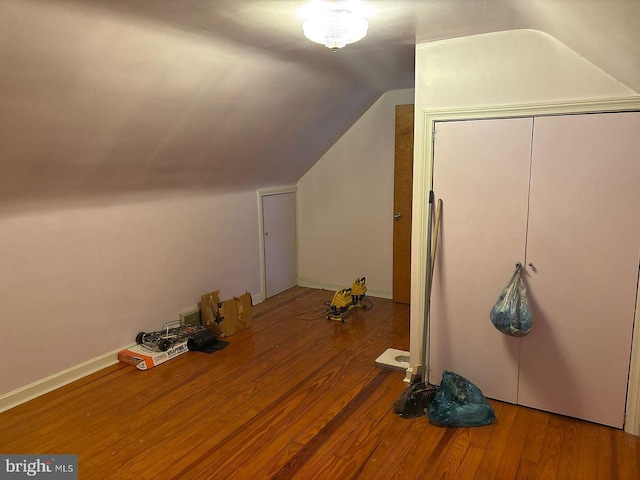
1;287;639;479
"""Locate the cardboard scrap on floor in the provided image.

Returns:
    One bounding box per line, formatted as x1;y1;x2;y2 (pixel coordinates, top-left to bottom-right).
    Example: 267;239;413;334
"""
118;341;189;370
201;290;252;337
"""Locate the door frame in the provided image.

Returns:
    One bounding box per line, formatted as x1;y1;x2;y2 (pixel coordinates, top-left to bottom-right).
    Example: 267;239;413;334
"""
257;186;298;303
409;96;640;434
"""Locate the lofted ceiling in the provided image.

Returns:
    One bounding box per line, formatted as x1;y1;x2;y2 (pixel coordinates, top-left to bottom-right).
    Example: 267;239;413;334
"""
1;0;638;207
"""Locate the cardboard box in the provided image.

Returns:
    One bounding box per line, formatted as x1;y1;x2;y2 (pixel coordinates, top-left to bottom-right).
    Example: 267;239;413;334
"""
118;340;189;370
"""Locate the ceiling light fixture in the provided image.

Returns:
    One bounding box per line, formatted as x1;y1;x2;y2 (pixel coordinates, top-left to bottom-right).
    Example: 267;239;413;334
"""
297;1;374;50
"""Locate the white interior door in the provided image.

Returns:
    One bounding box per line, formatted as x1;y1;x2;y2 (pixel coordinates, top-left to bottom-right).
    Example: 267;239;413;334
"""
263;192;297;298
519;112;640;428
430;117;533;403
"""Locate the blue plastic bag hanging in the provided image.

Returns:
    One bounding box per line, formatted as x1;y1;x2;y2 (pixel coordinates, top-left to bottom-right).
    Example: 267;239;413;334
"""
489;262;532;337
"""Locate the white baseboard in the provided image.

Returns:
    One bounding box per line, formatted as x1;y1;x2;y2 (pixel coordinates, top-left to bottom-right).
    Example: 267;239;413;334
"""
296;277;392;300
0;343;134;413
252;292;265;305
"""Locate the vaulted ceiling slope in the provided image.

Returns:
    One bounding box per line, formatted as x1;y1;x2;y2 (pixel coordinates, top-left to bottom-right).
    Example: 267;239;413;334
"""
1;0;638;206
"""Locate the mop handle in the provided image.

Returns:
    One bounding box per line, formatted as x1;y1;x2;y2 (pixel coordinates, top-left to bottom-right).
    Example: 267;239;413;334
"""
430;198;443;294
421;191;434;383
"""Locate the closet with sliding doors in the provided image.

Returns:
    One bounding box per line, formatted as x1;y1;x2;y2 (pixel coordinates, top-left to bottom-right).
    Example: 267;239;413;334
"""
428;109;640;428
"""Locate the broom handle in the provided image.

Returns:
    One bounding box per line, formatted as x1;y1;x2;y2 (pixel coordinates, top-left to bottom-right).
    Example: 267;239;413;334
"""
429;198;443;295
422;196;442;384
421;191;434;383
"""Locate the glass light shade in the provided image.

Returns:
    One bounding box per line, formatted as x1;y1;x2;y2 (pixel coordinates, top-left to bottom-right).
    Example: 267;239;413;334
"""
302;9;369;49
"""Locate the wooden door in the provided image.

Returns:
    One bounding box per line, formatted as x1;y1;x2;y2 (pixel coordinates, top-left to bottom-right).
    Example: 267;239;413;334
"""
518;112;640;428
430;117;533;403
393;104;414;304
263;192;297;298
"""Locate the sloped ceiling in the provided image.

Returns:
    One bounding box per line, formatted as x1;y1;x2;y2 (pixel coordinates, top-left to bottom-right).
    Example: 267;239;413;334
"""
1;0;638;207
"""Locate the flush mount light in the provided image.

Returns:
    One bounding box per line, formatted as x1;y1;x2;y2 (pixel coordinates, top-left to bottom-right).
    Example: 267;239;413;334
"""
297;1;375;50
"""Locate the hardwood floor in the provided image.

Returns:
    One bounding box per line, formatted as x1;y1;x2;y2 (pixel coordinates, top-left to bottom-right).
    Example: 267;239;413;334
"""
1;286;639;479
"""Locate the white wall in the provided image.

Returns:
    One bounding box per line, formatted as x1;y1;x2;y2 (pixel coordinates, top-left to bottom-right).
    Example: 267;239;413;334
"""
415;29;636;112
0;191;261;397
410;29;638;368
297;89;415;297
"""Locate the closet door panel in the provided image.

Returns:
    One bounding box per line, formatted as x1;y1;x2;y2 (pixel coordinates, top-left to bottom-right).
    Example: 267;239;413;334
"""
431;117;533;403
519;112;640;427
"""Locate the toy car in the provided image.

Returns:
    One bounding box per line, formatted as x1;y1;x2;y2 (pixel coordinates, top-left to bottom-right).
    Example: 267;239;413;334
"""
135;321;207;352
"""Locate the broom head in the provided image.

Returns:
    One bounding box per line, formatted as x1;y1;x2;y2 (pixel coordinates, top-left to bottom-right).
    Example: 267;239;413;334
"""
392;382;436;419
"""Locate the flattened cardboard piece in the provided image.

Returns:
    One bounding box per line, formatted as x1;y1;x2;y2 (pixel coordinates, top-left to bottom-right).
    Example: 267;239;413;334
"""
220;298;238;336
236;292;253;332
118;341;189;370
201;290;223;336
200;289;253;337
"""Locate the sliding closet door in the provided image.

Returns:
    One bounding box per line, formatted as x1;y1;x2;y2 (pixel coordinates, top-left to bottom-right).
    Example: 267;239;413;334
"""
519;112;640;428
430;117;533;403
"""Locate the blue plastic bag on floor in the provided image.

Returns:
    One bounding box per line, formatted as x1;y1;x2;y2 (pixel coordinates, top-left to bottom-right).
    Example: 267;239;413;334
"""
489;262;532;337
427;371;496;427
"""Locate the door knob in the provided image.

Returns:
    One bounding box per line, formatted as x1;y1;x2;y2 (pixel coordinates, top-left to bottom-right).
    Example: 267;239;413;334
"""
394;212;402;220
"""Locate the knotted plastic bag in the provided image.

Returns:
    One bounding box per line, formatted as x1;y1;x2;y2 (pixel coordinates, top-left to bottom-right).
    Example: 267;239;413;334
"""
489;262;532;337
427;371;496;427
